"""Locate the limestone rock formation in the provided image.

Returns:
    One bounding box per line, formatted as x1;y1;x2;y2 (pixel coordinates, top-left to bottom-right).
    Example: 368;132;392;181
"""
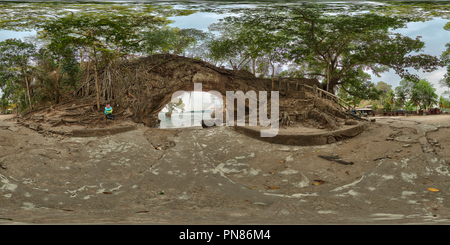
82;54;349;129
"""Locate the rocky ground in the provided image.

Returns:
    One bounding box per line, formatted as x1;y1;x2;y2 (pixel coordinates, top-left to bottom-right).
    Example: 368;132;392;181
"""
1;113;450;224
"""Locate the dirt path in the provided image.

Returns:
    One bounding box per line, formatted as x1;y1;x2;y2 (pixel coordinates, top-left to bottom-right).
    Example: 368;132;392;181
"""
1;114;450;224
0;114;14;122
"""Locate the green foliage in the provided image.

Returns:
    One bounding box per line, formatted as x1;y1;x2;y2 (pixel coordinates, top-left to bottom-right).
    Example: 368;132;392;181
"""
165;97;185;113
209;4;442;93
383;90;396;111
404;101;417;112
440;43;450;96
439;96;450;110
207;15;288;74
376;81;392;95
0;38;36;109
338;67;381;101
143;27;211;55
0;3;198;109
0;3;196;31
0;2;448;111
371;103;379;111
32;47;73;104
414;79;439;109
395;78;438;110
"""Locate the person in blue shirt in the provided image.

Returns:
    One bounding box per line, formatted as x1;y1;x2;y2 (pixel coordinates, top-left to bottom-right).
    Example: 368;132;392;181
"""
105;104;115;119
105;104;112;114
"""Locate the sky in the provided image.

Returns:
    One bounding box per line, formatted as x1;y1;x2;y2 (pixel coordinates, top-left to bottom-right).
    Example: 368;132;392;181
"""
369;17;450;97
1;1;450;103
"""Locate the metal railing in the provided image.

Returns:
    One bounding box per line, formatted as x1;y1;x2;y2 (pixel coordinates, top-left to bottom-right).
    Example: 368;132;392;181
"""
297;84;353;113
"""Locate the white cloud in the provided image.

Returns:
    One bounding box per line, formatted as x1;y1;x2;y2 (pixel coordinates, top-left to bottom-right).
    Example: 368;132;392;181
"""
0;30;36;42
370;18;450;92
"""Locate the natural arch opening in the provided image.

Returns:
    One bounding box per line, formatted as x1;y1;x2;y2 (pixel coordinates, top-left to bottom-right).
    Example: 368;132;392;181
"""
158;91;224;128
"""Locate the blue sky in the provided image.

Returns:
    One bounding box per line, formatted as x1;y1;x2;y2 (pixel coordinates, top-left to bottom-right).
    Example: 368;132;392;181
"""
1;3;450;100
370;18;450;96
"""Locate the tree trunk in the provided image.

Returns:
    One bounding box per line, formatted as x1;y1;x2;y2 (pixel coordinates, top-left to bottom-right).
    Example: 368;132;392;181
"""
270;62;275;91
286;80;290;97
24;74;32;110
107;66;112;101
93;47;101;111
325;77;341;95
326;63;330;93
252;58;256;76
85;57;90;96
55;76;60;104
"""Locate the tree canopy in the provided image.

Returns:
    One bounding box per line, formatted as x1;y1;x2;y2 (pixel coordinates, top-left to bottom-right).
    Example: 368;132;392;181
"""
0;1;448;114
209;4;442;94
0;38;36;110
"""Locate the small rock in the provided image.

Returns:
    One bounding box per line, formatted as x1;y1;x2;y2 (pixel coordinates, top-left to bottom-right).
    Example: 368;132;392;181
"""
31;114;44;121
327;136;336;144
403;144;412;148
395;149;402;153
28;123;42;131
345;119;358;125
156;147;162;150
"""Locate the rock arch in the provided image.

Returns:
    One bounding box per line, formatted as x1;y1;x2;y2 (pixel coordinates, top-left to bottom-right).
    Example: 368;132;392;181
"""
89;54;323;128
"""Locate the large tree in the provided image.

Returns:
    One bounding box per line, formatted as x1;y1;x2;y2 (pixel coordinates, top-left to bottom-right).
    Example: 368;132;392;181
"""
143;27;211;56
0;3;196;32
211;5;442;94
0;38;36;110
396;78;438;110
0;3;195;110
207;16;288;90
440;42;450;97
38;10;185;110
414;79;439;110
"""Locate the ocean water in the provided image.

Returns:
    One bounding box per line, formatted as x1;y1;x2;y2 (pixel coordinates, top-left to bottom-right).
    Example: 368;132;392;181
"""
158;111;213;128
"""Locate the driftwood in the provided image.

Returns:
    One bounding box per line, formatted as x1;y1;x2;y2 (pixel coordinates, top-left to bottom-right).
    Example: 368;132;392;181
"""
24;123;42;131
61;112;84;117
50;117;92;127
279;111;291;128
318;155;354;165
64;103;96;110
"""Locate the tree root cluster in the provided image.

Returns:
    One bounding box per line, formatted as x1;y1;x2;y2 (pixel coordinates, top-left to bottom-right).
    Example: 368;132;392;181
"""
14;96;135;135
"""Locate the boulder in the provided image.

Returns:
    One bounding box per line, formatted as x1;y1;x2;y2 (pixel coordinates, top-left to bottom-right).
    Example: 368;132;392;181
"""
344;119;358;125
28;123;42;131
31;113;44;121
327;136;337;144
